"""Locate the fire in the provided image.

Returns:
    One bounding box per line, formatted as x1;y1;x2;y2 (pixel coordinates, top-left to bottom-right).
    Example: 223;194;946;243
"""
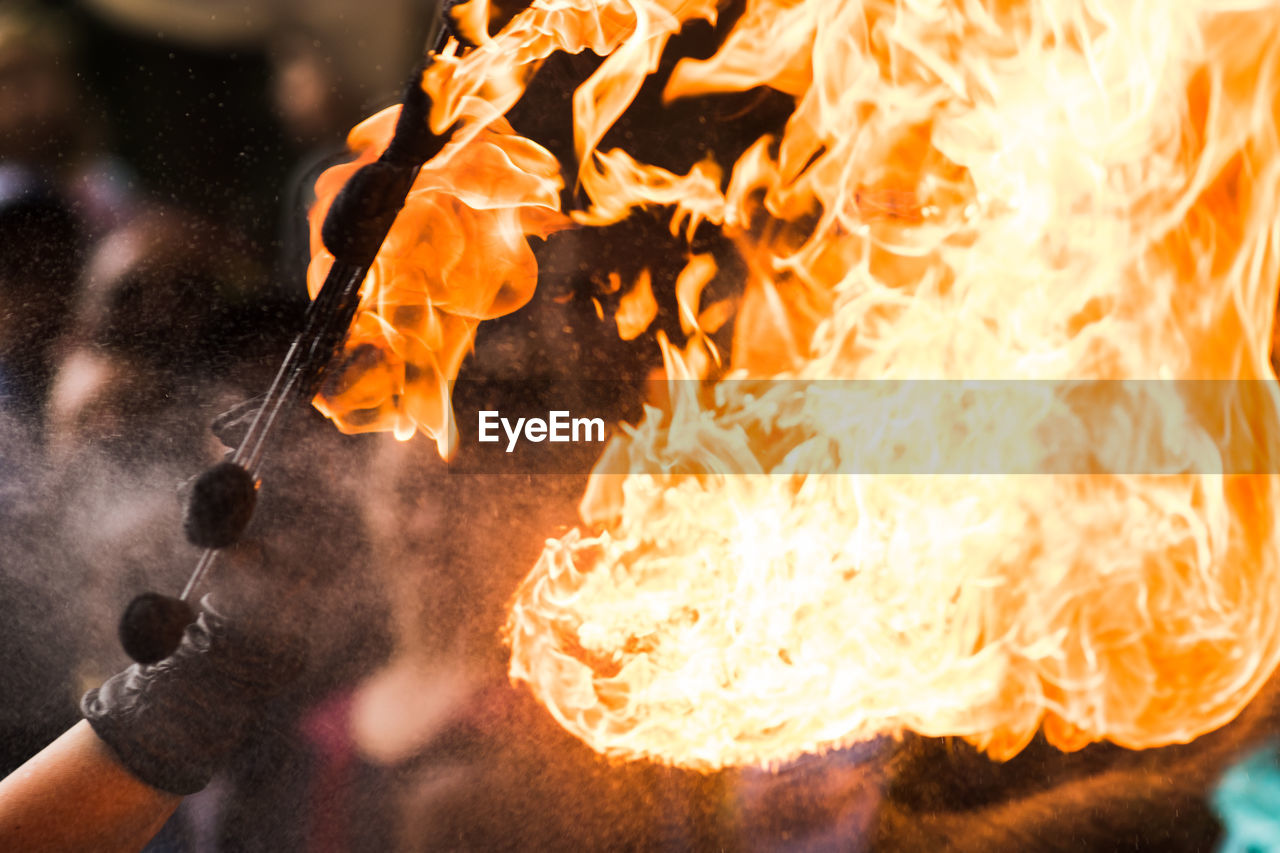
311;0;1280;770
306;101;567;452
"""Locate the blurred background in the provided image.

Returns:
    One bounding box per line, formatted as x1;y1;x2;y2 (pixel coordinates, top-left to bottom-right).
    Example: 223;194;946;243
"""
0;2;424;850
0;2;720;850
4;2;1280;852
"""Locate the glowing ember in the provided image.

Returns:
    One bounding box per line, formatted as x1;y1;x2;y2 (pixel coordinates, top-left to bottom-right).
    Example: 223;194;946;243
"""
312;0;1280;770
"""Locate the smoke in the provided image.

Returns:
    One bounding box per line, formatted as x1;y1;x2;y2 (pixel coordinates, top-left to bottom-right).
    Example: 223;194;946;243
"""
0;410;78;776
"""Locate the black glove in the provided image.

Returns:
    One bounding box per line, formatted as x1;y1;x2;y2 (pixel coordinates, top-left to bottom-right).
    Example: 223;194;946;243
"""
82;416;373;796
81;592;305;795
81;517;313;797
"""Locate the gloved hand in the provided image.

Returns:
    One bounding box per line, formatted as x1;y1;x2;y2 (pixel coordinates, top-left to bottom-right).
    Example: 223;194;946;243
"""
81;534;311;795
80;404;376;797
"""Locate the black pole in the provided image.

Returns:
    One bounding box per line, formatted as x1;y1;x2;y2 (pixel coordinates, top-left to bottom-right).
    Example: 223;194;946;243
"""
120;28;459;665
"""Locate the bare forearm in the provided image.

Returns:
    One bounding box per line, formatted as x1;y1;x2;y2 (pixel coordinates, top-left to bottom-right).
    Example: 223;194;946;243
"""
0;720;181;853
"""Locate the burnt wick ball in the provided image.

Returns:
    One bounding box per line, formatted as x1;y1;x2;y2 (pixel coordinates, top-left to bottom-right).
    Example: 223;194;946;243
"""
119;592;196;664
184;461;258;549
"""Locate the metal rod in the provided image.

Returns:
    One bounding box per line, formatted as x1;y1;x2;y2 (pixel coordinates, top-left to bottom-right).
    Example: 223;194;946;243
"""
175;22;456;602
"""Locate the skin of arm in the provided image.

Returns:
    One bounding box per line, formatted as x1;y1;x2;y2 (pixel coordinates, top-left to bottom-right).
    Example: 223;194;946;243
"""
0;720;181;853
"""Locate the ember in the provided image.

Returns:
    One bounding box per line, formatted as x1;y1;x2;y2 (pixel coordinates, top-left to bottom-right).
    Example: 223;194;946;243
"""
310;0;1280;772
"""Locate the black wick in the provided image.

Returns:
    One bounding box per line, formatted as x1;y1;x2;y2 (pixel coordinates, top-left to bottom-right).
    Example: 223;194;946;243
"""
120;31;458;665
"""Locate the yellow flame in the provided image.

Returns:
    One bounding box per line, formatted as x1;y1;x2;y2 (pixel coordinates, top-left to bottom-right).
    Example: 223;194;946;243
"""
308;0;1280;770
505;0;1280;770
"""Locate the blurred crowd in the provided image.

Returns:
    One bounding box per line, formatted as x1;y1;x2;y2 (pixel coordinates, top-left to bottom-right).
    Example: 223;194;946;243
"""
0;3;731;851
0;0;431;439
0;1;442;850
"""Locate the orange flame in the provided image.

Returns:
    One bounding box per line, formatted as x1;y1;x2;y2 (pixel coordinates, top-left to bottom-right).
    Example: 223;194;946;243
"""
615;269;658;340
307;0;722;450
307;107;567;451
311;0;1280;770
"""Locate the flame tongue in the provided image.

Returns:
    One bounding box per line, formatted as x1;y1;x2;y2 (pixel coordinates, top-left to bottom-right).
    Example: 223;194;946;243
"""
308;0;1280;770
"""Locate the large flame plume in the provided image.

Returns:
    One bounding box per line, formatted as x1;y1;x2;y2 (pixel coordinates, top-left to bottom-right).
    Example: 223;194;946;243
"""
310;0;1280;770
